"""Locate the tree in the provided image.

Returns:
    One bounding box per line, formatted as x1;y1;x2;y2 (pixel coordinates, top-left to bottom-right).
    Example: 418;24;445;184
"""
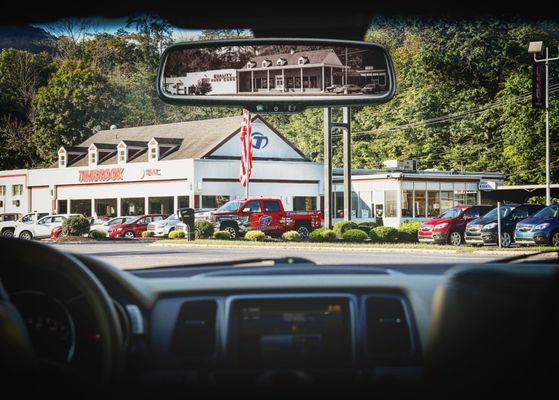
32;59;120;162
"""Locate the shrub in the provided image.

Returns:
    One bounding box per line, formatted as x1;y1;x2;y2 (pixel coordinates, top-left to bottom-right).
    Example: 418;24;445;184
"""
357;221;378;233
342;228;368;242
213;230;231;240
397;221;422;243
141;231;154;238
89;230;106;239
195;220;214;239
245;230;266;241
333;221;358;237
168;230;185;239
282;230;301;241
62;215;90;236
309;228;337;242
370;226;399;243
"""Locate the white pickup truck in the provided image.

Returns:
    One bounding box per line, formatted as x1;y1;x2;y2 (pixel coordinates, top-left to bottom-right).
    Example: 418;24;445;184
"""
0;212;49;238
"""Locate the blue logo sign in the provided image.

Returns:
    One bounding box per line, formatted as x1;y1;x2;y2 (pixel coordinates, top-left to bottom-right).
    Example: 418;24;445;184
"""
252;132;269;149
259;215;272;227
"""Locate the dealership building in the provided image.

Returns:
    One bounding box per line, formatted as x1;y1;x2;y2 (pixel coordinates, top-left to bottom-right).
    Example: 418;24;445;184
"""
0;115;505;227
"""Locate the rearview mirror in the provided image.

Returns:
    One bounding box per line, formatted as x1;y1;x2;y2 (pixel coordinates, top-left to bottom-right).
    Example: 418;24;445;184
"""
157;38;396;113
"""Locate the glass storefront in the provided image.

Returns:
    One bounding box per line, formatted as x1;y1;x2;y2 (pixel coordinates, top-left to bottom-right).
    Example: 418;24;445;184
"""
121;198;145;216
57;199;68;214
384;190;398;218
440;191;453;213
178;196;190;211
149;196;173;214
427;190;441;217
95;198;117;218
70;199;91;217
201;195;230;209
414;191;426;218
293;196;317;211
402;190;413;217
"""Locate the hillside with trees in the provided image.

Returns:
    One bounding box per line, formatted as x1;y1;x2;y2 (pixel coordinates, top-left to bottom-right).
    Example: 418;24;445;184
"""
0;17;557;185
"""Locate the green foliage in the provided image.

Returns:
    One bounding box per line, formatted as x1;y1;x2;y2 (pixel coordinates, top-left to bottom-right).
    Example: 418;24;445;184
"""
357;222;379;233
342;229;369;243
168;230;185;239
61;215;90;236
397;221;422;242
527;196;559;205
213;230;231;240
309;228;337;242
141;231;154;238
195;220;214;239
245;230;266;241
370;226;399;243
282;230;301;241
333;221;359;237
89;230;106;239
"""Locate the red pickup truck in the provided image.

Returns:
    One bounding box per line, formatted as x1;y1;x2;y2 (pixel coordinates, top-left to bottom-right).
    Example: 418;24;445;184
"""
211;198;322;239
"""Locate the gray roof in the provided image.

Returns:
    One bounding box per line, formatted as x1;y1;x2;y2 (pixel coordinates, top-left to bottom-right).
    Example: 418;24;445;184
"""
91;142;117;150
246;49;338;68
64;116;244;167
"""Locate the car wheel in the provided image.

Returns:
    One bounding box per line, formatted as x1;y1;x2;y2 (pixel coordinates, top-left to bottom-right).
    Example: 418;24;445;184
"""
1;229;14;238
500;232;512;248
223;225;238;239
296;225;310;239
449;231;463;246
551;232;559;247
19;231;33;240
124;231;135;239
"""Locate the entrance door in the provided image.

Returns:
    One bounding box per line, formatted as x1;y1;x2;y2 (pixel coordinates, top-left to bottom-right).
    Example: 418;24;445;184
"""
275;75;284;91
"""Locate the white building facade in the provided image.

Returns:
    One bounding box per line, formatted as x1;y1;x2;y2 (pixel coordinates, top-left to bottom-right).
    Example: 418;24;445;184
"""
0;116;504;227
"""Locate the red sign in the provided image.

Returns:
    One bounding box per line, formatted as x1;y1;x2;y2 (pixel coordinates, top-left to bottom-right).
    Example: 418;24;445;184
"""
79;168;124;183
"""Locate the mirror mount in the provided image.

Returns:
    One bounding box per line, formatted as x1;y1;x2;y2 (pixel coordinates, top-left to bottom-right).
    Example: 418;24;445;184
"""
157;38;396;113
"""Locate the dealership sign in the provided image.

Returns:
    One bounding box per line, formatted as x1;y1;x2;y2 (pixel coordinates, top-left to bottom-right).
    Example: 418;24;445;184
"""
79;167;124;183
478;181;497;191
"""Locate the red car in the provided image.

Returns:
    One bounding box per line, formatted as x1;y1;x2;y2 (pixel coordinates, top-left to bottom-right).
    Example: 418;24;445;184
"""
211;198;322;239
51;225;63;238
417;205;494;246
108;214;168;238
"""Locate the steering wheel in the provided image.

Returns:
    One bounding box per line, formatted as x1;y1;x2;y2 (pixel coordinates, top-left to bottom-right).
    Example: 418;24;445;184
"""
0;238;124;386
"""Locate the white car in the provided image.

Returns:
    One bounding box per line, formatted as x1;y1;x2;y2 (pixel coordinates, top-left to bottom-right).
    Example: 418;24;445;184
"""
14;214;80;240
89;216;136;235
0;212;50;238
147;214;181;237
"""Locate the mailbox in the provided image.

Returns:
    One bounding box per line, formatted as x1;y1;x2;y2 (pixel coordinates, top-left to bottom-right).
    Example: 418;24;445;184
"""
179;207;196;240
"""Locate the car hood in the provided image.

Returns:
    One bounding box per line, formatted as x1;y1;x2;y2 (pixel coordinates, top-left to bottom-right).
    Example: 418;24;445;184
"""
469;216;503;226
517;216;556;226
422;217;454;226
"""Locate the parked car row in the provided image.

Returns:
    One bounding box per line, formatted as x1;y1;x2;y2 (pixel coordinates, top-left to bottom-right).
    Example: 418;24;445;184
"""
419;203;559;247
325;83;386;95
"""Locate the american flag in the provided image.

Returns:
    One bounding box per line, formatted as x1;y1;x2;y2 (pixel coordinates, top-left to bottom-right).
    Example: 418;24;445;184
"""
239;109;253;188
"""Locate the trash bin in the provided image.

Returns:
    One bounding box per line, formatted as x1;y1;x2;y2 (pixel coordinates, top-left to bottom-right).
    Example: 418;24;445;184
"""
178;207;196;240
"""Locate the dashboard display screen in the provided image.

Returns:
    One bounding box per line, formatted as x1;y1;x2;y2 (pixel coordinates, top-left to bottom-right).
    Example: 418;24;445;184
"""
231;298;352;366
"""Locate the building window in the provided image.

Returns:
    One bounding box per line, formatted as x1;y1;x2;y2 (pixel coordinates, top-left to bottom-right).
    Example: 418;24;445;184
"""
293;196;317;212
89;152;96;165
201;195;230;209
57;200;68;214
414;191;426;218
440;191;454;213
0;185;5;196
334;192;344;218
262;60;271;68
148;196;174;214
70;199;92;217
402;190;414;217
277;58;287;66
59;154;66;167
298;56;308;65
178;196;190;210
384;190;398;218
149;146;158;161
427;191;441;217
12;185;23;196
121;198;145;216
95;198;117;218
455;191;477;205
119;150;126;162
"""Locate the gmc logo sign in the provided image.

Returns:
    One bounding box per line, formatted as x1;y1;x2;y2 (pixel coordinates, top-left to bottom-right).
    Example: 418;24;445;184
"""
79;168;124;183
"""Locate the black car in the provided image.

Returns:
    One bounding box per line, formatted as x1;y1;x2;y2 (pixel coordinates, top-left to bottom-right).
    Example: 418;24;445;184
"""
464;204;545;247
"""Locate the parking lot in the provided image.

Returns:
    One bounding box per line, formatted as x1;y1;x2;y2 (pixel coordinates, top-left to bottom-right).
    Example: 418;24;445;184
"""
50;241;509;272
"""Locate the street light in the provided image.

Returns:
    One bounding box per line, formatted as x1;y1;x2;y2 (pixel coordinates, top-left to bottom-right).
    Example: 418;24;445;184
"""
529;41;558;206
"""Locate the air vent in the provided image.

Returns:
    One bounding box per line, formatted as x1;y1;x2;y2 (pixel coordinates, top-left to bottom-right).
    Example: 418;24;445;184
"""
366;296;414;364
172;300;217;359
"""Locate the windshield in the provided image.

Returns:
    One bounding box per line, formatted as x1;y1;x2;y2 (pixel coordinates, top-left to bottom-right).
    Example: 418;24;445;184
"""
217;201;243;212
438;208;463;219
0;15;557;271
483;206;513;220
533;205;559;218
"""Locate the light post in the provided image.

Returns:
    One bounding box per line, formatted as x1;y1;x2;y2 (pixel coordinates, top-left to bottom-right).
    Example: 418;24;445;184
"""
529;41;558;206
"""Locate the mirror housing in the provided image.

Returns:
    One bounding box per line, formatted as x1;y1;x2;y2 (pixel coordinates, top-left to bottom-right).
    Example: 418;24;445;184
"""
157;38;396;113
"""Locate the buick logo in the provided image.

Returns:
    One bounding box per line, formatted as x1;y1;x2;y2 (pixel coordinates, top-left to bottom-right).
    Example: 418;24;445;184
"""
252;132;268;149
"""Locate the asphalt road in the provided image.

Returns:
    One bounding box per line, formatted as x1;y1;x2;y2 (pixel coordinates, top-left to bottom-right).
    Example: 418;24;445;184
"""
48;241;507;274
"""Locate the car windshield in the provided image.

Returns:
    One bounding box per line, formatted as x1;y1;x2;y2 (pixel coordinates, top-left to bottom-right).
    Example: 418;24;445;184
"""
483;206;513;220
0;15;557;271
217;201;243;212
534;205;559;218
438;208;463;219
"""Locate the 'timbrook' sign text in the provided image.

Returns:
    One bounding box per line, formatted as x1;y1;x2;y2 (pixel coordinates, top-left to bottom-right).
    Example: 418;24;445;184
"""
79;168;124;183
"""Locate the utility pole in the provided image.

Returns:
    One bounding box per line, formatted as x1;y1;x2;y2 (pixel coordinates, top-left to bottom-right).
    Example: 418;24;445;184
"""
529;41;558;206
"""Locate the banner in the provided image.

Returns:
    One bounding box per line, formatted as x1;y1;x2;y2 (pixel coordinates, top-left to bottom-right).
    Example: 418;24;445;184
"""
532;62;546;109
